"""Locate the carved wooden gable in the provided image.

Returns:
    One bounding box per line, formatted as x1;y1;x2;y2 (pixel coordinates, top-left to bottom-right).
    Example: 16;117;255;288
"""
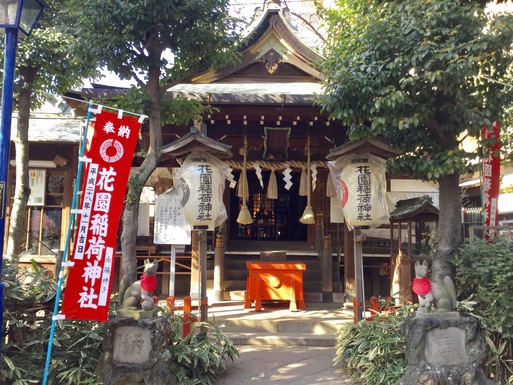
191;8;322;85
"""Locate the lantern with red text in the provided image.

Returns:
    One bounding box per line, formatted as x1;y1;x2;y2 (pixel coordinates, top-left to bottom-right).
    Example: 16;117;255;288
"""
328;153;389;230
174;152;228;230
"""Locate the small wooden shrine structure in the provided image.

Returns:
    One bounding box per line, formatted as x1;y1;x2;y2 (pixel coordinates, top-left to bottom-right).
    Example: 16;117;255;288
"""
389;195;439;300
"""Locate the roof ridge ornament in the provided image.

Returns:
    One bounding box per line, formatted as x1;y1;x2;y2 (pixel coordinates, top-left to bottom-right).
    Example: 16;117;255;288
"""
261;48;283;74
265;0;281;11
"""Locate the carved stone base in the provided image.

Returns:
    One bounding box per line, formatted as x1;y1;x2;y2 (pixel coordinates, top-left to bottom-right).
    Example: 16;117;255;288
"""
395;314;495;385
97;317;177;385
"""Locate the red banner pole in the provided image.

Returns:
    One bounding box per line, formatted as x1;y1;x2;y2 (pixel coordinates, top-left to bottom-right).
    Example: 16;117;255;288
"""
481;121;501;239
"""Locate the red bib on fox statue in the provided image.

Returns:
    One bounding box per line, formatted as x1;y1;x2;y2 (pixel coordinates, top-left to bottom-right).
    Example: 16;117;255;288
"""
412;277;432;297
141;274;157;292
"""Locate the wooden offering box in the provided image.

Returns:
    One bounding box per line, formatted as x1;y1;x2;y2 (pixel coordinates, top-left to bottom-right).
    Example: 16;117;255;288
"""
244;262;306;312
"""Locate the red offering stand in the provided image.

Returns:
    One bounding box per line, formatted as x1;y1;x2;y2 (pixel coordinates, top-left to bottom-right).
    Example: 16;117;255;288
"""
244;262;306;312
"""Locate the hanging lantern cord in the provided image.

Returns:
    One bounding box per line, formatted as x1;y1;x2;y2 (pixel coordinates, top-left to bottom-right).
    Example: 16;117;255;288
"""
306;137;311;207
300;136;315;224
237;135;253;225
242;136;248;204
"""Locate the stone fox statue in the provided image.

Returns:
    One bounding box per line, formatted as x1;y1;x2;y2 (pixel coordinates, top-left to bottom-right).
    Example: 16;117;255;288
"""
412;260;457;314
119;258;159;311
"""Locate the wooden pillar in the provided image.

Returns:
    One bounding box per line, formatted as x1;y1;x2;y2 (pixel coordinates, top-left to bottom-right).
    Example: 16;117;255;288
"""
401;221;413;300
344;222;356;302
391;222;402;304
213;233;224;302
198;228;208;324
321;236;333;302
398;221;412;305
315;214;323;255
353;228;366;323
190;229;199;300
391;221;412;305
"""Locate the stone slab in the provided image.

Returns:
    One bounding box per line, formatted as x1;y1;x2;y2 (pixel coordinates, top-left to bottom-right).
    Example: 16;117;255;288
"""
98;317;177;385
113;326;152;365
424;326;466;366
395;314;493;385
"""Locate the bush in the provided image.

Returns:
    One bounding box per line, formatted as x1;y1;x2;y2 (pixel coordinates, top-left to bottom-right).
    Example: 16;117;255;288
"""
335;236;513;385
334;299;415;385
1;260;238;385
454;236;513;384
1;260;106;385
161;307;239;385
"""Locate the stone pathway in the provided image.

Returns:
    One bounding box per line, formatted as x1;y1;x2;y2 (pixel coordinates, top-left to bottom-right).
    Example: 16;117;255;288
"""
216;345;355;384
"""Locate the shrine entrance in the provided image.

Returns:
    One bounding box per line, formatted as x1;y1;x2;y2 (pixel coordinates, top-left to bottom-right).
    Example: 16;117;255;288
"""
229;171;307;242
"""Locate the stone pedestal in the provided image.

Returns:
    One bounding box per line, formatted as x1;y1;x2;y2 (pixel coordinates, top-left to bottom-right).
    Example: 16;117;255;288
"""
395;313;495;385
97;317;177;385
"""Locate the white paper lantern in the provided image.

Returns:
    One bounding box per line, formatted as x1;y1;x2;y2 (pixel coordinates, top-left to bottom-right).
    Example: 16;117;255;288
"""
175;152;228;230
331;154;388;229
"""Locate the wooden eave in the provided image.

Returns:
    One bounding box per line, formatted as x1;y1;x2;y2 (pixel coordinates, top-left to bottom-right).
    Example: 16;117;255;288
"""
82;82;324;107
326;137;402;160
192;9;323;84
243;9;322;64
81;86;130;101
159;129;232;159
389;196;439;222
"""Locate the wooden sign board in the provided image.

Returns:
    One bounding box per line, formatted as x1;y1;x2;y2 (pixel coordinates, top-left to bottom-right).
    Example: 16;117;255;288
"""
154;187;191;245
330;196;345;223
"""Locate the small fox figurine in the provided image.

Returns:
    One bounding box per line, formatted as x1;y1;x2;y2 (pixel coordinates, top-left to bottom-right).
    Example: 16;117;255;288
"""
413;260;457;314
119;258;159;312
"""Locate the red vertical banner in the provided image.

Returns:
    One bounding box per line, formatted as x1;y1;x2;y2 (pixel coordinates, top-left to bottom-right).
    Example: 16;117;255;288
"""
481;121;501;229
61;110;141;321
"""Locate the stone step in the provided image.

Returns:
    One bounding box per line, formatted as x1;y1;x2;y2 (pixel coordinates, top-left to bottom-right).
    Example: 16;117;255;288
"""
305;292;323;302
222;290;246;301
206;300;352;347
223;332;336;347
215;318;340;334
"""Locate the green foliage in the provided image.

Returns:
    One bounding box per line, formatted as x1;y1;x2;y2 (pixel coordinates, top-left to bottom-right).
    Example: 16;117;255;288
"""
161;308;239;385
1;0;99;109
319;0;513;283
454;236;513;383
336;238;513;385
1;261;238;385
64;0;243;133
65;0;244;277
334;299;416;385
1;260;103;385
107;88;214;127
455;237;513;335
319;0;513;182
66;0;243;88
503;103;513;159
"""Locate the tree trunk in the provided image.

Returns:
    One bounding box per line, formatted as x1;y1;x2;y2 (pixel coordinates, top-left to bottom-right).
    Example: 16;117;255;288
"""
119;66;163;279
431;172;462;283
6;71;34;268
119;186;139;280
119;146;160;279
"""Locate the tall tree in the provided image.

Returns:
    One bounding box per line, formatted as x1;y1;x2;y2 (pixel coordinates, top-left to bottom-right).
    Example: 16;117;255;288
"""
67;0;242;278
4;0;98;265
319;0;513;281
